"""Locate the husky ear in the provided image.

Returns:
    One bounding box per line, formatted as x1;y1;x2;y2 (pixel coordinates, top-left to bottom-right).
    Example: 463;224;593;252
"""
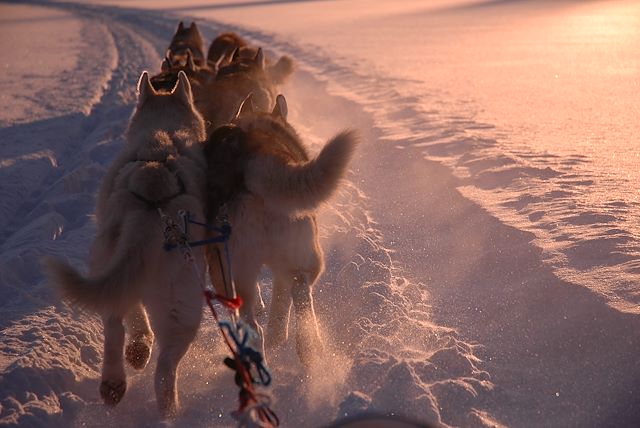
255;48;265;69
161;58;171;72
137;71;155;104
173;71;193;105
272;94;288;120
186;51;196;71
191;22;203;40
231;47;240;62
213;54;226;72
232;93;254;121
177;21;184;32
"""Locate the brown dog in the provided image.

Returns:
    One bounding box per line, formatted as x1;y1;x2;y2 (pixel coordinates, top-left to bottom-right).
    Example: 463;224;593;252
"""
203;95;358;366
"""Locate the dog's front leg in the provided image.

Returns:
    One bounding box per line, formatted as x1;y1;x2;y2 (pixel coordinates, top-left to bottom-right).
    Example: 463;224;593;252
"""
125;303;154;370
100;314;127;406
155;342;184;420
154;315;200;420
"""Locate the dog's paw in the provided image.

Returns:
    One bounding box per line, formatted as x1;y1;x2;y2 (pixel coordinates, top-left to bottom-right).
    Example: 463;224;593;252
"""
159;402;179;421
125;335;153;370
100;379;126;406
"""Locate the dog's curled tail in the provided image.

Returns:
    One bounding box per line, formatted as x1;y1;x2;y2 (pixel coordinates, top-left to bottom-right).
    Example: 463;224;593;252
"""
245;130;359;213
44;212;155;315
267;55;295;85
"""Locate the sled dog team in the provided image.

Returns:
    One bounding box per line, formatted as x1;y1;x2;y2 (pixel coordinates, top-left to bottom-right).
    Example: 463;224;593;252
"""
46;22;358;419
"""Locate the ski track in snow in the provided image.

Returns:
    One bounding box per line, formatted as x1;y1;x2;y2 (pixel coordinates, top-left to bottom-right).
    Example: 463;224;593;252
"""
1;1;640;428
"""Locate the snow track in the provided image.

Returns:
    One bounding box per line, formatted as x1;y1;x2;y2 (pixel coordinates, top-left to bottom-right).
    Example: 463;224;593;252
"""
2;2;640;428
0;3;161;425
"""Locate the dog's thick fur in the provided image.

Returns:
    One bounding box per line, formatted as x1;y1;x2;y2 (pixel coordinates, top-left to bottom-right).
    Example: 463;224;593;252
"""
45;71;207;419
203;95;358;365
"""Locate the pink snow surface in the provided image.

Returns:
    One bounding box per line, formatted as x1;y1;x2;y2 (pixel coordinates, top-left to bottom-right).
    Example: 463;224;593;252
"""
0;4;115;127
1;1;640;427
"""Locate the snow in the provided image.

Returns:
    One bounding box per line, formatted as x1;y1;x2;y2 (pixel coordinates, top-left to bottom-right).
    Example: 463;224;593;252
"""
0;4;115;126
2;1;640;427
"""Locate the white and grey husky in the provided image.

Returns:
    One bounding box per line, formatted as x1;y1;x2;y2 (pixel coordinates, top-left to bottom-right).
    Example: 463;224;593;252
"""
203;95;358;366
46;71;207;419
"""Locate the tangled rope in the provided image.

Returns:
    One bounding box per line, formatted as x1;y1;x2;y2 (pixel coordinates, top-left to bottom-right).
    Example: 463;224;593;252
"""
159;208;279;427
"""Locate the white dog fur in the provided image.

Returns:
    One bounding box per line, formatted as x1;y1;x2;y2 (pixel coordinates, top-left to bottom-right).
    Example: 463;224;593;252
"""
45;70;207;419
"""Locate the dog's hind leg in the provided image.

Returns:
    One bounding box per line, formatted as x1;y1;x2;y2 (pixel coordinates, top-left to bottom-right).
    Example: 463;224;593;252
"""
256;282;268;316
265;269;293;351
291;270;324;368
154;334;195;419
125;303;154;370
100;314;127;406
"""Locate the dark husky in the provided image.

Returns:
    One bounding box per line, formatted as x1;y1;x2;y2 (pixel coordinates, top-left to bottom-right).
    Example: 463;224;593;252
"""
203;94;358;366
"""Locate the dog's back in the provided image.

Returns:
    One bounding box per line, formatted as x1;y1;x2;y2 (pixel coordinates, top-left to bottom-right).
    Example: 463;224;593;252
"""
202;104;306;220
238;110;308;162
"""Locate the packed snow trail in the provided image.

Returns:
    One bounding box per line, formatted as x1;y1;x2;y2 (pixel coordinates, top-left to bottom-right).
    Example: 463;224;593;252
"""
0;2;164;426
1;2;494;427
